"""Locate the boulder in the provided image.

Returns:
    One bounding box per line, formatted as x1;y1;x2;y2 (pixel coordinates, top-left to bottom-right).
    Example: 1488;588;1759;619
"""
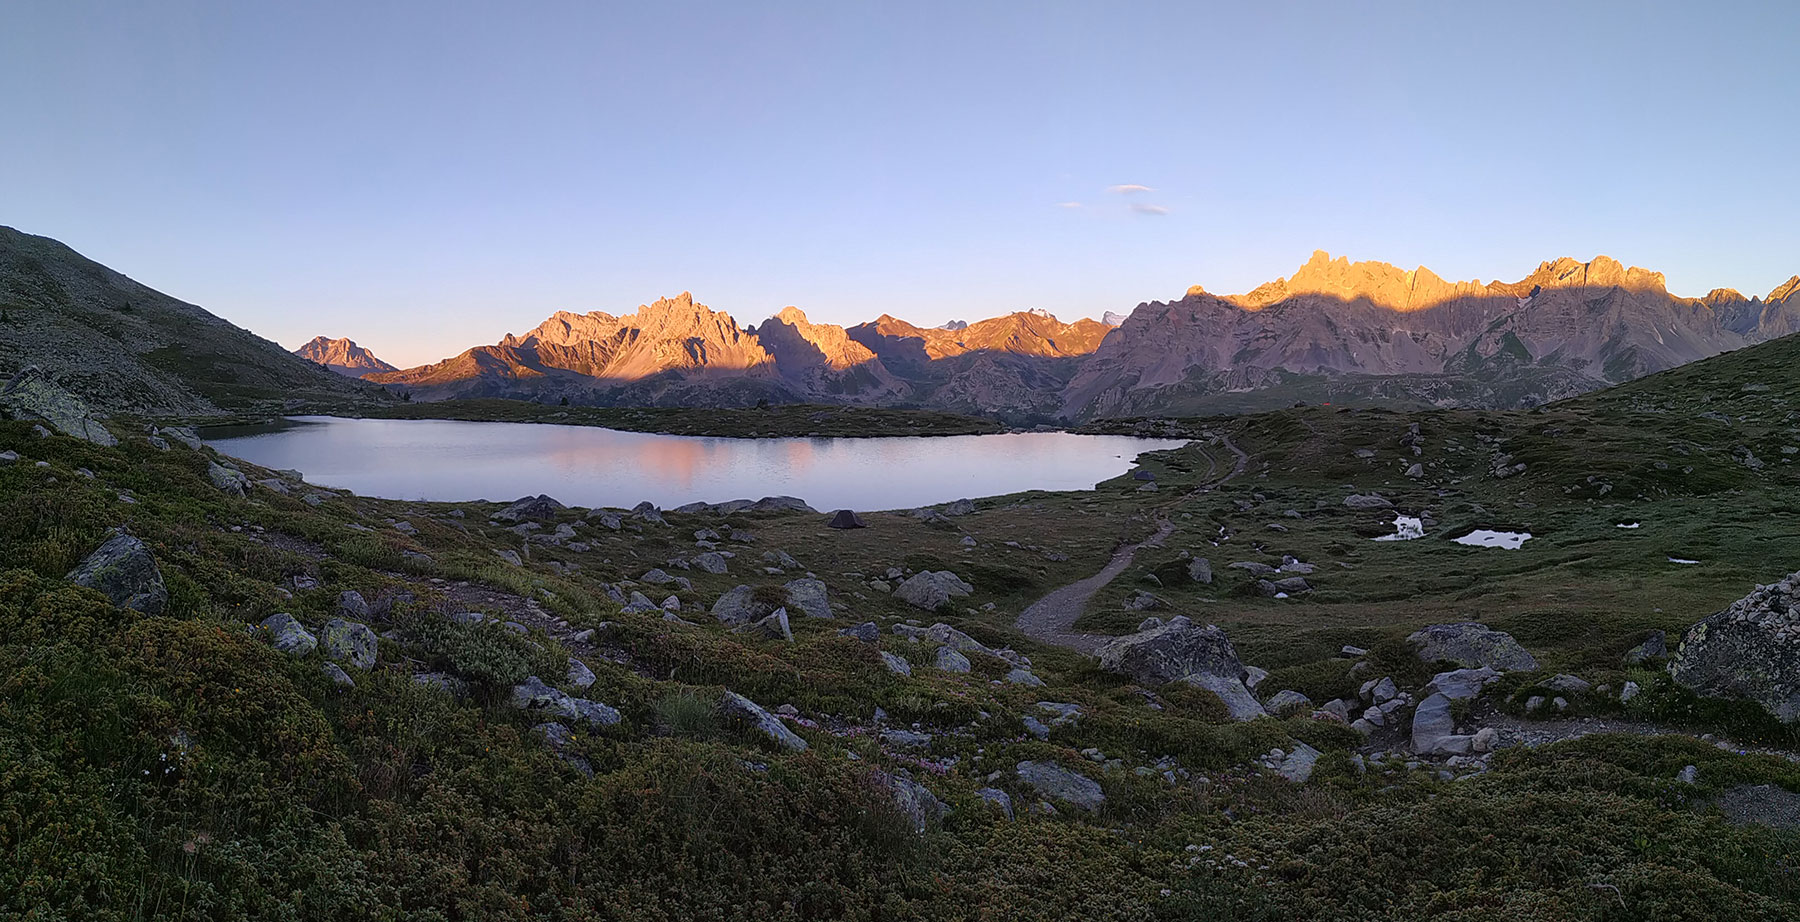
1264;689;1313;717
1255;577;1312;596
1669;571;1800;721
736;607;793;642
0;366;116;445
1015;760;1105;811
977;787;1014;820
1095;616;1247;685
208;462;248;498
880;651;912;676
719;690;807;751
1543;674;1592;695
838;621;880;643
942;499;976;516
876;771;949;833
826;509;867;529
935;646;972;673
693;552;729;574
509;676;620;727
1186;557;1213;584
1278;742;1322;783
1179;673;1267;721
159;426;203;450
1407;622;1539;671
321;663;355;688
494;494;566;522
710;585;760;625
1343;494;1394;510
1424;666;1501;700
1228;561;1279;577
749;496;816;513
894;571;974;611
567;658;596;689
1410;693;1472;755
337;590;370;620
320;618;378;669
1005;668;1045;687
66;534;167;614
259;613;317;657
783;578;831;620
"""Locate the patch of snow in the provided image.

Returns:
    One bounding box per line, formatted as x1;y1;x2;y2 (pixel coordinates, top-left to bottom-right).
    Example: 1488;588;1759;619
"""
1668;557;1700;565
1373;515;1425;542
1616;523;1641;529
1274;592;1289;599
1452;530;1532;550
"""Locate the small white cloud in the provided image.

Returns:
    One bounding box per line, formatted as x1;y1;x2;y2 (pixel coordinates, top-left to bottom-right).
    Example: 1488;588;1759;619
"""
1055;201;1083;208
1108;184;1154;194
1130;203;1170;216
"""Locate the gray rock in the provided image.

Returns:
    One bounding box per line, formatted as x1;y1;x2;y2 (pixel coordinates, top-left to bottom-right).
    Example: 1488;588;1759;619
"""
1016;760;1105;811
534;722;594;776
413;672;467;696
1244;665;1269;690
1228;561;1279;577
1180;673;1267;720
494;494;566;523
977;787;1014;819
762;550;800;569
1543;674;1591;696
1264;689;1313;717
641;568;676;585
748;495;815;514
1278;742;1321;783
321;663;355;687
693;552;729;574
320;618;378;669
260;613;317;657
878;770;949;832
719;690;807;751
894;571;974;611
1620;680;1641;703
880;651;912;676
337;590;370;620
1525;695;1547;712
159;426;202;450
1425;666;1502;700
494;548;522;567
1622;629;1669;665
1005;668;1045;687
735;607;793;642
1095;616;1247;685
1343;493;1394;510
710;585;759;625
935;646;972;673
0;366;116;445
567;658;596;689
1471;727;1500;753
783;577;831;619
1677;764;1699;785
1255;576;1312;596
1407;622;1539;671
207;462;248;498
839;621;880;643
510;676;619;727
880;729;932;749
622;591;660;614
66;534;167;614
1187;557;1213;584
1670;570;1800;721
1021;715;1049;740
1411;693;1456;753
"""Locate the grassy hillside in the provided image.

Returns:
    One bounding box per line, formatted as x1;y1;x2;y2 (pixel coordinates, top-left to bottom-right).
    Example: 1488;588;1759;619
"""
0;226;390;416
2;336;1799;918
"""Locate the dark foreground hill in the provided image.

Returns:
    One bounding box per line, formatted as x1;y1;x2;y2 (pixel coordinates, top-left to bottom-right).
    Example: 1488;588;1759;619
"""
0;226;389;416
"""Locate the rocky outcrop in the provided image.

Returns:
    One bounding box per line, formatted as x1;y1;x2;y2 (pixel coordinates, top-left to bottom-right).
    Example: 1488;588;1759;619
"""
260;613;317;657
1095;616;1247;685
1407;622;1539;672
894;571;973;611
1670;571;1800;721
66;535;167;614
1;366;116;445
321;618;378;670
1015;760;1105;812
719;691;807;751
293;336;397;377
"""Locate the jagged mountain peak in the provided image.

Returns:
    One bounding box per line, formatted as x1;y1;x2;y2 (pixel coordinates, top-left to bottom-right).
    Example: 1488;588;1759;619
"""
1769;275;1800;303
294;336;397;377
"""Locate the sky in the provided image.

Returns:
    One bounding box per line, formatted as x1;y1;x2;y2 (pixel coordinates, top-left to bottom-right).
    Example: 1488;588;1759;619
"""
4;1;1799;367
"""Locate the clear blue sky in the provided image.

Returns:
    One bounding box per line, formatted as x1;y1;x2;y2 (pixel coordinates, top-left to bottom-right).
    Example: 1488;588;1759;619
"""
5;1;1797;367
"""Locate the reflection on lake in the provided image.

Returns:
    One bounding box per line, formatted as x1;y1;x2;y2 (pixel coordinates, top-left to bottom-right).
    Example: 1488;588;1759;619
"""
203;416;1187;511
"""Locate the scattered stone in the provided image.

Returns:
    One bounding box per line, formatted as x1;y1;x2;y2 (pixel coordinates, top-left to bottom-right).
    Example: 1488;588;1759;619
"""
1471;727;1500;753
1543;674;1592;695
1408;622;1539;671
1265;689;1313;717
494;549;523;567
1005;668;1045;687
693;552;729;574
1278;742;1321;783
977;787;1014;819
1186;557;1213;584
1015;760;1105;811
0;366;116;445
1411;693;1457;753
880;651;912;676
736;607;793;642
260;613;317;657
719;691;807;751
321;663;355;688
66;534;168;614
207;462;248;498
880;729;932;749
1341;644;1369;657
1620;680;1641;703
1425;666;1501;700
1669;570;1800;721
1677;764;1699;785
1021;715;1050;740
1343;493;1394;510
839;622;880;643
783;577;831;619
710;585;760;625
320;618;378;669
1181;673;1267;720
894;571;974;611
1228;561;1278;577
878;770;949;832
567;658;596;689
935;646;972;673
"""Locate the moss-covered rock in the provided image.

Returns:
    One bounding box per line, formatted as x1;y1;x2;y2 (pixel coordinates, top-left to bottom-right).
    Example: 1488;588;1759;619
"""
65;534;166;614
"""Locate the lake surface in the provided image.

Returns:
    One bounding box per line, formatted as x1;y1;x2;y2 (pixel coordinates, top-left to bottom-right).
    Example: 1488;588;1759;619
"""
204;416;1187;511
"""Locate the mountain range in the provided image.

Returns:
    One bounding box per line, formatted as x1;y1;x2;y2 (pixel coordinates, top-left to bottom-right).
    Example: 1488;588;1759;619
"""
294;336;397;377
367;250;1799;420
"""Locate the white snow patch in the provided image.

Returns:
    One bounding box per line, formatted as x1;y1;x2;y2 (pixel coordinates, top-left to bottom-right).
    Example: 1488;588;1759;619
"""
1453;530;1533;550
1668;557;1700;565
1373;515;1425;542
1616;523;1641;529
